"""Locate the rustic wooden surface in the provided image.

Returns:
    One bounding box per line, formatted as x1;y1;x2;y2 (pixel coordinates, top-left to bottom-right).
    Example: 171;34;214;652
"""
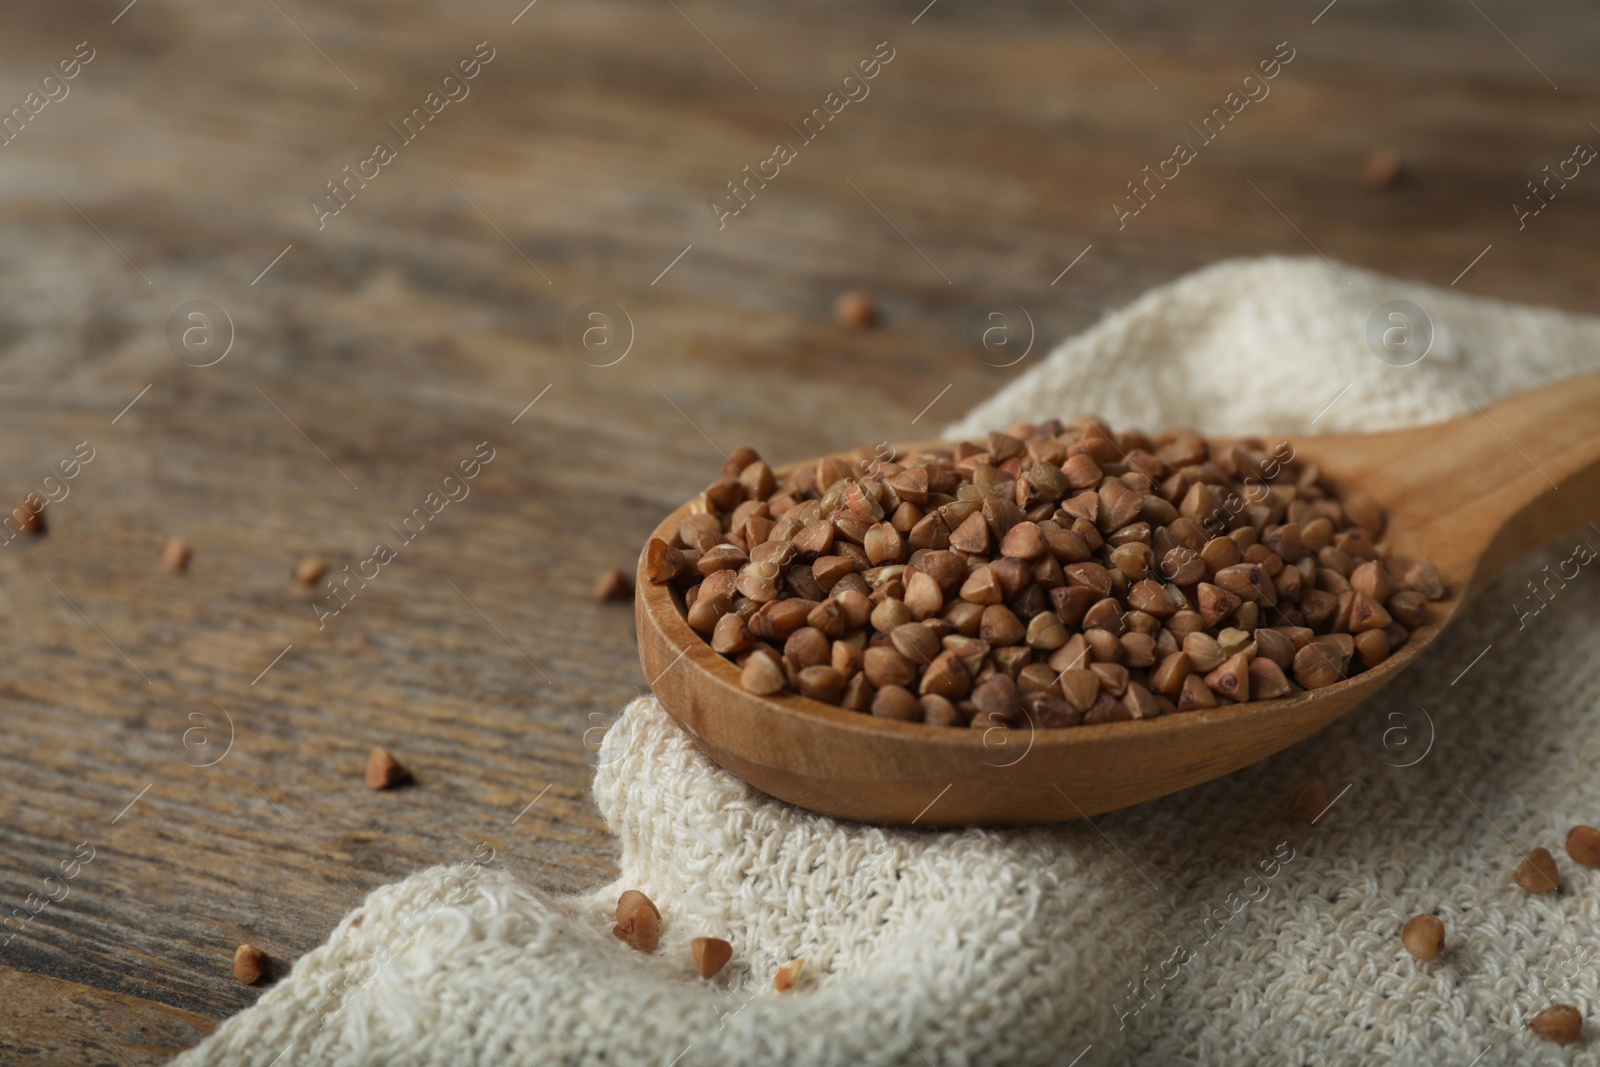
1;0;1597;1059
0;966;215;1067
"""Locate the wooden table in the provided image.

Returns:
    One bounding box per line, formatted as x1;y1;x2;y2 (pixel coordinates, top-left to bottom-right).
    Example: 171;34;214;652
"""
2;0;1594;1060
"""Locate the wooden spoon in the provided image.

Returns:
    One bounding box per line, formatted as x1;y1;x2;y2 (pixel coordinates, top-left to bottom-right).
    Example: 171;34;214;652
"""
636;371;1600;826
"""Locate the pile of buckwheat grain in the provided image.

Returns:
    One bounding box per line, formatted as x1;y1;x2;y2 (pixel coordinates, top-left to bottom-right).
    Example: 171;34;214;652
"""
643;419;1446;729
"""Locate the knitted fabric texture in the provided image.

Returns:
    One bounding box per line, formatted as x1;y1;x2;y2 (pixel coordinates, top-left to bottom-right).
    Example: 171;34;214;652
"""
176;257;1600;1066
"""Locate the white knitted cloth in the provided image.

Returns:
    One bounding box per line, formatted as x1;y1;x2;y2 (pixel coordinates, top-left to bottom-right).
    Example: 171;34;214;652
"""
176;258;1600;1066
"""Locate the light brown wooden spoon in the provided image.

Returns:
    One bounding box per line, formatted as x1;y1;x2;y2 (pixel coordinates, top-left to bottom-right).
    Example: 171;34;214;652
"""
636;371;1600;826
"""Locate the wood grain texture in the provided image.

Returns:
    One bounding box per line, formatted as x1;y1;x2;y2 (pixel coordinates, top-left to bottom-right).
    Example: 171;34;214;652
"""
0;965;215;1067
0;0;1597;1051
636;373;1600;825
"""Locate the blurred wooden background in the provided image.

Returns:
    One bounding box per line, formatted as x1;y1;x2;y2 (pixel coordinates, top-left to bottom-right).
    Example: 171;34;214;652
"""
0;0;1596;1060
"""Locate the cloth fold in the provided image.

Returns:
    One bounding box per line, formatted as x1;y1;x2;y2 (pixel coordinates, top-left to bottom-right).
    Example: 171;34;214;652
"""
176;257;1600;1066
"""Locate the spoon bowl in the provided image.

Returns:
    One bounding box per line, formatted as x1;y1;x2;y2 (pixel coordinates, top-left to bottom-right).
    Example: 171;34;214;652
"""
637;372;1600;825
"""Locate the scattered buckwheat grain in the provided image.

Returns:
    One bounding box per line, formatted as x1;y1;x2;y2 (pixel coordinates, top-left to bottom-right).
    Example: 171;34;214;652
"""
1514;848;1560;893
1400;914;1445;960
774;958;804;992
365;746;410;790
614;890;660;953
1565;825;1600;868
1529;1004;1582;1046
1290;780;1329;822
294;557;329;586
834;291;877;329
595;567;632;603
692;937;733;979
162;538;191;575
233;944;268;985
1364;148;1404;188
12;496;45;536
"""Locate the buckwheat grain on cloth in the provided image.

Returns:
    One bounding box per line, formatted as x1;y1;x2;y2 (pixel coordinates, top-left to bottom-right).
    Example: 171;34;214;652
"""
175;258;1600;1067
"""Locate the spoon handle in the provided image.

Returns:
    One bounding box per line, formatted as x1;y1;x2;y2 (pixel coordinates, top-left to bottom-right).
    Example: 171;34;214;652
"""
1464;369;1600;599
1308;370;1600;604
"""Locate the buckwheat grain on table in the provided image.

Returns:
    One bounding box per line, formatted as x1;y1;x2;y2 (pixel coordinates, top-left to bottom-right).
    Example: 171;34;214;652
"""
643;419;1446;729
